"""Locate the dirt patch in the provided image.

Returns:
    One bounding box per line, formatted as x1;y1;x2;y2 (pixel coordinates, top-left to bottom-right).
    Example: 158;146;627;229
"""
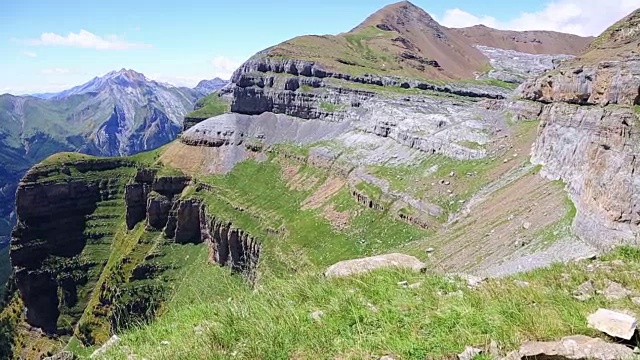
301;177;346;210
160;142;247;175
289;173;320;192
322;204;352;230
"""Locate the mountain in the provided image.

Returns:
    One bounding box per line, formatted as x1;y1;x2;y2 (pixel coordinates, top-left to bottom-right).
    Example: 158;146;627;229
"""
0;69;201;248
256;1;591;81
3;2;639;359
193;77;229;95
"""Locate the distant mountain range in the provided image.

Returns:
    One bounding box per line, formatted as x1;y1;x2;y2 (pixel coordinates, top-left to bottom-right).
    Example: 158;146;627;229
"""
0;69;229;246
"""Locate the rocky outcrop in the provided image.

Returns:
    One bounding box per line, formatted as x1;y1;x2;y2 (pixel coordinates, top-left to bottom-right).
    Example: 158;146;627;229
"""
161;199;262;280
124;169;190;231
504;335;634;360
122;175;262;280
200;207;261;281
475;45;573;84
351;189;385;211
227;58;510;122
519;58;640;105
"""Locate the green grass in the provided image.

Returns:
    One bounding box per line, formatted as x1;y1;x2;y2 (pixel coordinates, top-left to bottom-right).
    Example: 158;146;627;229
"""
319;101;345;113
101;246;640;360
190;157;427;275
185;92;230;120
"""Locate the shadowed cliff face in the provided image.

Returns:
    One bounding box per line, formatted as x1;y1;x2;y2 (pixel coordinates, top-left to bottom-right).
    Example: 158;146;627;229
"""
10;158;262;338
11;160;133;333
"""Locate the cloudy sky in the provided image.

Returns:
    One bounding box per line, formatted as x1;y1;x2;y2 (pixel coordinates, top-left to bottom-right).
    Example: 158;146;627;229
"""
1;0;638;94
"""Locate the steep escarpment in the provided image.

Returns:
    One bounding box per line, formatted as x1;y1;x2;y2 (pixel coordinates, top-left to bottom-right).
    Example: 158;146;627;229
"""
6;152;265;356
517;9;640;247
11;158;136;333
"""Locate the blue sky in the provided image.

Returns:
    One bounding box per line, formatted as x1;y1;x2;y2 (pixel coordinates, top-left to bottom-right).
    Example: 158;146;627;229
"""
1;0;638;94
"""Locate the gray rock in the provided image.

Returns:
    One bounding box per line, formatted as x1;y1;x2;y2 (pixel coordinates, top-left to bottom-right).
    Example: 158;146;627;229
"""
514;280;530;288
324;253;426;278
90;334;120;358
632;297;640;305
587;308;638;340
310;310;325;321
574;280;596;301
505;335;634;360
458;346;483;360
451;273;486;288
604;281;633;301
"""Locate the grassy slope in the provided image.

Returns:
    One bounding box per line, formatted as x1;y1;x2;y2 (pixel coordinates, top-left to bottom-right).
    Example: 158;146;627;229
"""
104;247;640;360
191;155;428;274
185;92;230;120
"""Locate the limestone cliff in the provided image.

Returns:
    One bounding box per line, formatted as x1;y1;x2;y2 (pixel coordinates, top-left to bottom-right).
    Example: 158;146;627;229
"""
518;9;640;247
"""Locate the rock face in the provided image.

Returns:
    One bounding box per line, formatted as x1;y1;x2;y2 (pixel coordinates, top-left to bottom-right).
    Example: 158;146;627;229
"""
324;253;426;278
506;335;634;360
517;11;640;247
11;159;135;333
122;177;262;280
124;170;190;231
200;208;262;281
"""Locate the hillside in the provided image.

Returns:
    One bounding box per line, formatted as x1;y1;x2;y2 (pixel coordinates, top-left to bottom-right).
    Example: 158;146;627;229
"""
2;2;640;360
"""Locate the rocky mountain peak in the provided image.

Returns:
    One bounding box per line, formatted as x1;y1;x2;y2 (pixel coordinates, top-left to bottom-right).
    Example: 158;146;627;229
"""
354;1;444;39
105;68;148;83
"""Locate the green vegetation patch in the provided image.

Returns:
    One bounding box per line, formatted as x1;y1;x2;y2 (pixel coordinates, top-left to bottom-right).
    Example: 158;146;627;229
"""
185;92;230;120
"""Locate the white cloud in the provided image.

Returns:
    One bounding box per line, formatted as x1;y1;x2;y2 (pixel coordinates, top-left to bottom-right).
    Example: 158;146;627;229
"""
210;56;242;79
41;68;70;75
438;9;498;29
23;51;37;58
24;29;152;50
437;0;640;36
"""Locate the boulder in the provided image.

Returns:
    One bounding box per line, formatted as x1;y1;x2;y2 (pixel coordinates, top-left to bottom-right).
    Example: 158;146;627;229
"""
324;253;426;278
504;335;634;360
574;280;596;301
587;308;637;340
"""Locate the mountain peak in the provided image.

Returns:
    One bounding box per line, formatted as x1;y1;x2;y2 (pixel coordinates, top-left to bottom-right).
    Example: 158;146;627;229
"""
353;0;438;33
104;68;148;82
